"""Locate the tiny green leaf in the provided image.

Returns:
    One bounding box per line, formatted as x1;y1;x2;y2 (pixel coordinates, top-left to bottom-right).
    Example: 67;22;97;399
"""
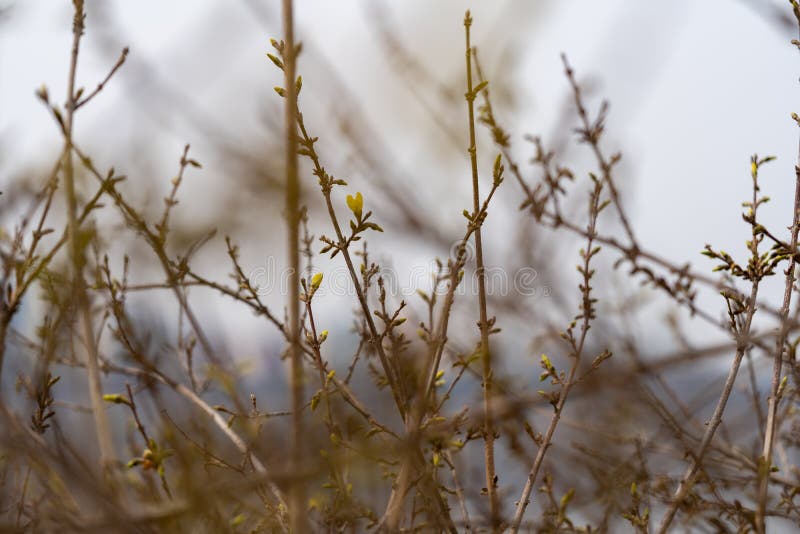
473;80;489;95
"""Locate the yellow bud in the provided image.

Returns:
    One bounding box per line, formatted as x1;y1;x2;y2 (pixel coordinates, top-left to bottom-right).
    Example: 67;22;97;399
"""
102;393;130;406
311;272;323;289
346;192;363;218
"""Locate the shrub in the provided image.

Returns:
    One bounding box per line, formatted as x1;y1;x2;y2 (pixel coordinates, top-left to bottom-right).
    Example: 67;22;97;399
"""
2;1;800;532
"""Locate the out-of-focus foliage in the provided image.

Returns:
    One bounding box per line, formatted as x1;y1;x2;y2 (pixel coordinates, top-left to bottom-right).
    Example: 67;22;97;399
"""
2;1;800;533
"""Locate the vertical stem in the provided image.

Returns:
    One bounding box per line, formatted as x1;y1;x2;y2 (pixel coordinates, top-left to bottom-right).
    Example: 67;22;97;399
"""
657;162;770;533
0;317;7;390
509;175;603;534
508;354;581;533
755;15;800;531
655;282;760;534
281;0;306;530
295;112;459;531
463;11;499;529
756;139;800;534
64;0;115;470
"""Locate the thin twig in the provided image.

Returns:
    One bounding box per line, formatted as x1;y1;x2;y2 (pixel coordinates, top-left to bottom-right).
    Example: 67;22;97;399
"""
62;0;116;470
510;168;604;533
73;46;129;111
655;159;769;533
463;12;499;529
756;14;800;526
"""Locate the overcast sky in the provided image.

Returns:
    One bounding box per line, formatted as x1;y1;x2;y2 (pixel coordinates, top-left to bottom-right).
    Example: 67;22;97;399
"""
1;0;798;369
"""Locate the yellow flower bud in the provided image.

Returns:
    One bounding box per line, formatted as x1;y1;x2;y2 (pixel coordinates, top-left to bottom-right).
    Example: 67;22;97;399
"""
311;272;323;289
346;192;363;218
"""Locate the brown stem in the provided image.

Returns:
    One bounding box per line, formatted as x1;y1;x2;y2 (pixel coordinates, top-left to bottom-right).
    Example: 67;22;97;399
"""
510;173;604;533
463;12;499;529
656;169;766;533
281;0;306;530
294;110;407;418
756;146;800;534
291;56;457;533
381;175;502;532
562;54;636;246
63;0;115;471
654;308;758;533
